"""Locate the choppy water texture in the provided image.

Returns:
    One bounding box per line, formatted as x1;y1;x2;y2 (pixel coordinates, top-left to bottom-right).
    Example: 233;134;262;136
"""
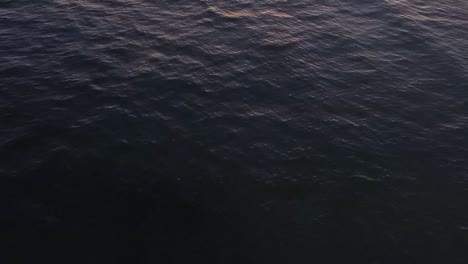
1;0;468;263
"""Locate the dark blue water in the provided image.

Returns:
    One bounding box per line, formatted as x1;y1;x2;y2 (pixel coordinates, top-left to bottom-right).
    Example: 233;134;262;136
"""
1;0;468;263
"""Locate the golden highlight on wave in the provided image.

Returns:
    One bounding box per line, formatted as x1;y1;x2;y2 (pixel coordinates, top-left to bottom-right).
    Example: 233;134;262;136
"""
207;6;293;19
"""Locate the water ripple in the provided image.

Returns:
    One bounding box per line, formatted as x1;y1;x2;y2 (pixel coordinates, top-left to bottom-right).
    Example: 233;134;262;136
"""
1;0;468;263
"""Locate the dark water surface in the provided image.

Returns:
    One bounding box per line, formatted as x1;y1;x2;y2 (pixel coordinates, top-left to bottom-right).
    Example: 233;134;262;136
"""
1;0;468;263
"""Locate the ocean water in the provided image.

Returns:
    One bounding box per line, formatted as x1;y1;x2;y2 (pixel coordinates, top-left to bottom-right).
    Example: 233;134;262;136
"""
1;0;468;263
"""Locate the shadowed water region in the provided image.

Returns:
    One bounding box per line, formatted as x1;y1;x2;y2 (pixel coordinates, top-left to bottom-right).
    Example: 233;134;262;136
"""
1;0;468;263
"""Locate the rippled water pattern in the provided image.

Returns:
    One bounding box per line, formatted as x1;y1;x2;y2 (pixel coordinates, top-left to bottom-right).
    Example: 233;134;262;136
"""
1;0;468;263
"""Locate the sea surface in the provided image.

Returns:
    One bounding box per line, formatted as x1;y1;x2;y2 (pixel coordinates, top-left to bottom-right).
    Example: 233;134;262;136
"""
1;0;468;263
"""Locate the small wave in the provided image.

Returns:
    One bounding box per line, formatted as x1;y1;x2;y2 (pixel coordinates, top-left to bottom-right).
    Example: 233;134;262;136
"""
206;6;292;19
